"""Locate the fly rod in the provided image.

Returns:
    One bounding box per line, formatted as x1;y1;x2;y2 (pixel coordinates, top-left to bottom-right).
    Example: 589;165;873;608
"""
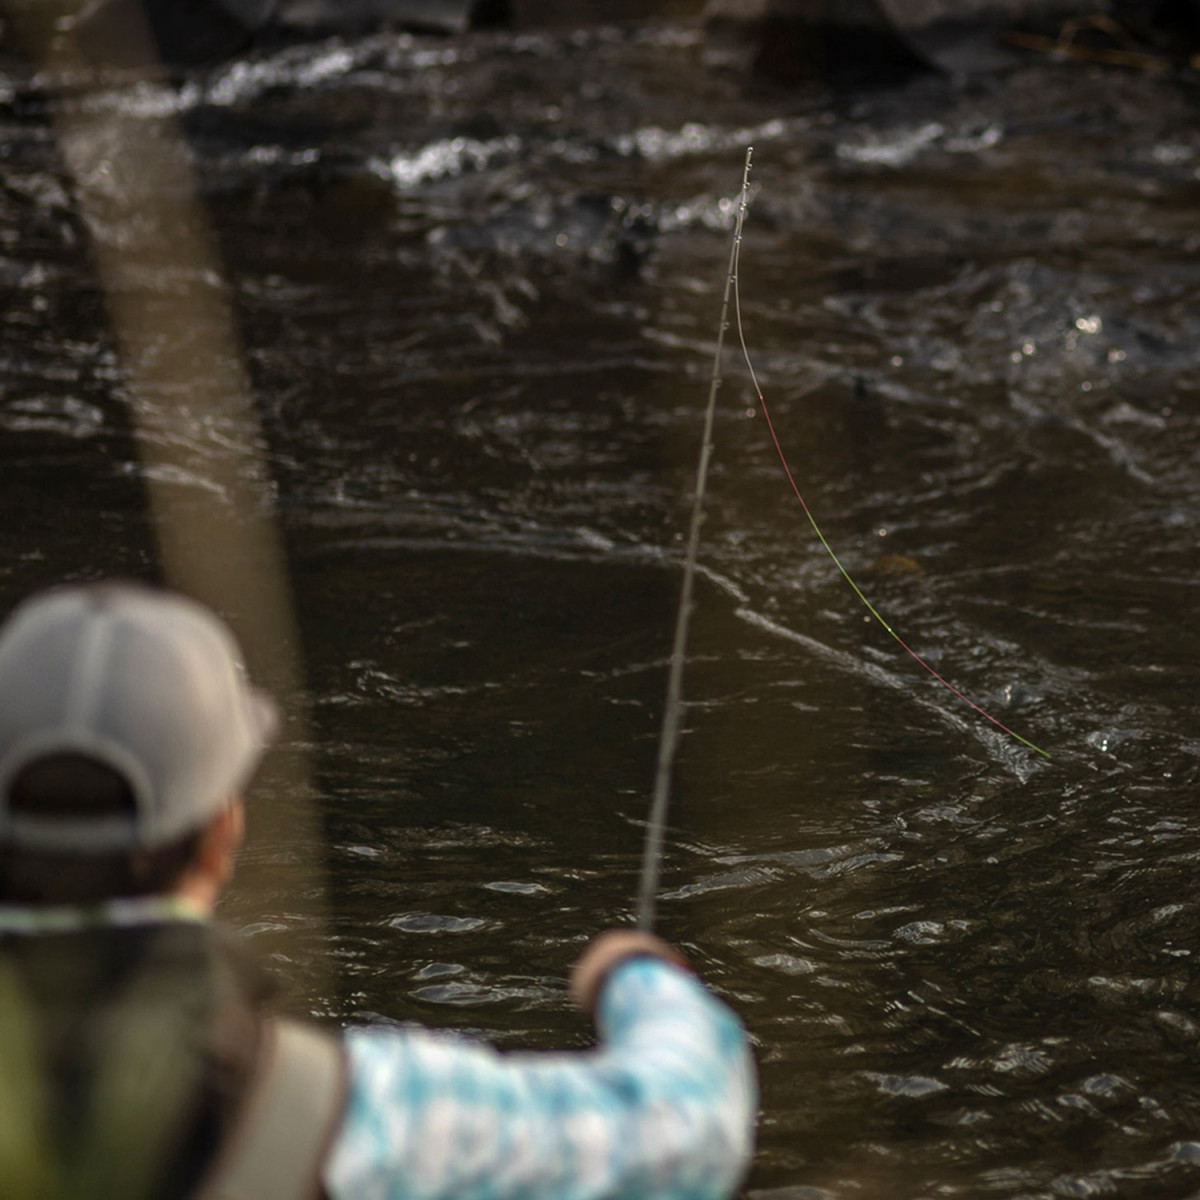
635;147;755;932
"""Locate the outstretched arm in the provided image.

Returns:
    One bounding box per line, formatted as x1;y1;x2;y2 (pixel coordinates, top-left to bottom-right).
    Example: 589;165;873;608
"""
325;932;757;1200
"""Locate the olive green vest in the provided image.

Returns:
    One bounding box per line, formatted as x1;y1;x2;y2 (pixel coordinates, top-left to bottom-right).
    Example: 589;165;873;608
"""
0;910;346;1200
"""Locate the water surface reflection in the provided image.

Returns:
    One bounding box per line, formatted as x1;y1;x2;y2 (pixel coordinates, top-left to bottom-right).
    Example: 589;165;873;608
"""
2;19;1200;1198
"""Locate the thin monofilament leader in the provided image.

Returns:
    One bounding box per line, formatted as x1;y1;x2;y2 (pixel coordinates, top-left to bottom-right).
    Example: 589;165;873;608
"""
636;147;754;932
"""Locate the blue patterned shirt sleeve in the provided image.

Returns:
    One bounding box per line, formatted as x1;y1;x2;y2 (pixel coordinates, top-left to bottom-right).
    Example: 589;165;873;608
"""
323;957;757;1200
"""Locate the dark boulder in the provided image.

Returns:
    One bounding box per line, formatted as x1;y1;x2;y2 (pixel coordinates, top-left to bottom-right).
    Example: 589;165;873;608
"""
874;0;1108;72
704;0;927;83
272;0;704;35
702;0;1113;79
273;0;505;36
49;0;1197;77
73;0;278;68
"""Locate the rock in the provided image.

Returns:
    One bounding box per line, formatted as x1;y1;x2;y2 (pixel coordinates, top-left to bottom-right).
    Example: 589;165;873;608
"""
703;0;926;82
273;0;504;36
703;0;1093;79
505;0;706;24
74;0;278;68
875;0;1086;72
53;0;1144;76
274;0;705;34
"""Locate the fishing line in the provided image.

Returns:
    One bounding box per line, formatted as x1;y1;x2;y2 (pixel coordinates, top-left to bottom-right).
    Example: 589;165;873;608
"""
635;148;756;933
635;145;1046;933
729;164;1050;760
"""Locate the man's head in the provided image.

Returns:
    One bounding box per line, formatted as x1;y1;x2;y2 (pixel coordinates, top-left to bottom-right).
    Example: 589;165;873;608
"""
0;582;275;905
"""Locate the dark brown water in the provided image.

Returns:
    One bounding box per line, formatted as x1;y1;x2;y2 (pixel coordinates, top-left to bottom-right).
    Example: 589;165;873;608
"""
3;20;1200;1199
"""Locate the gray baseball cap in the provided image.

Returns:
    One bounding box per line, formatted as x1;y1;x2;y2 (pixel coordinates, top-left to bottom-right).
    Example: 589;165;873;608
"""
0;582;277;852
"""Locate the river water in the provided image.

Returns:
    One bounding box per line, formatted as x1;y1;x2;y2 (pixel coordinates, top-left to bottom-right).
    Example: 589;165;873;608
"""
2;17;1200;1199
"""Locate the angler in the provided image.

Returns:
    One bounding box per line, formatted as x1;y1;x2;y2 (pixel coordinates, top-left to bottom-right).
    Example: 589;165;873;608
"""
0;581;757;1200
